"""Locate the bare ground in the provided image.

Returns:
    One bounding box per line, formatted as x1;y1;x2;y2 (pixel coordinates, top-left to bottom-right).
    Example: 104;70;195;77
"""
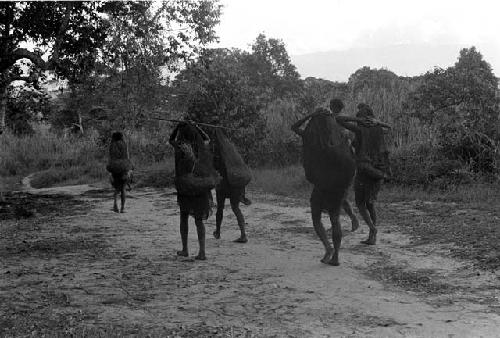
1;184;499;337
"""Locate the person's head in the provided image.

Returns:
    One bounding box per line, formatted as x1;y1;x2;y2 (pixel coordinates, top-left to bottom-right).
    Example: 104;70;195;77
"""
111;131;124;142
356;103;374;118
329;98;344;115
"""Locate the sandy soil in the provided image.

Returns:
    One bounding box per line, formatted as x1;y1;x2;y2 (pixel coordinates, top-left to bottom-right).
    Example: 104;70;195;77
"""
1;184;499;337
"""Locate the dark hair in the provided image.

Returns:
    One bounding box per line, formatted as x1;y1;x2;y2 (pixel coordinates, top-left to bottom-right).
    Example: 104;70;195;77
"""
356;103;374;117
112;131;124;141
329;98;344;113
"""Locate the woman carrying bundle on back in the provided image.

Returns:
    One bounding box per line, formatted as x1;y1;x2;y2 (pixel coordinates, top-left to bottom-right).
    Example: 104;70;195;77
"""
169;122;220;260
106;131;134;213
336;103;391;245
212;129;252;243
292;106;356;266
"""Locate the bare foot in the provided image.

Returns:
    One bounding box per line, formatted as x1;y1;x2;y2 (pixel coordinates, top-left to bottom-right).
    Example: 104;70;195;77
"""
241;197;252;206
320;250;333;264
213;231;220;239
177;250;189;257
361;229;377;245
195;253;206;260
328;257;340;266
233;236;248;243
360;239;376;245
351;219;360;232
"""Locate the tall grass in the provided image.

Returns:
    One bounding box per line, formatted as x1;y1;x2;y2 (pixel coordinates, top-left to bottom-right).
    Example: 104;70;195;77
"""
0;129;175;189
250;164;311;197
0;130;103;177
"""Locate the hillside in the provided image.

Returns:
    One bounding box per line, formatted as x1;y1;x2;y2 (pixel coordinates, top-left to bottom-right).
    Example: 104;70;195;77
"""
291;44;500;82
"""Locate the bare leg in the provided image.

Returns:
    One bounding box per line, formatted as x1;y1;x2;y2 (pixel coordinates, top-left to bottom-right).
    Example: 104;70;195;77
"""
367;201;377;226
342;199;359;231
194;217;206;260
119;185;126;213
230;200;247;243
240;189;252;206
357;202;377;245
177;211;189;256
113;190;119;213
328;211;342;266
214;191;225;239
311;198;333;264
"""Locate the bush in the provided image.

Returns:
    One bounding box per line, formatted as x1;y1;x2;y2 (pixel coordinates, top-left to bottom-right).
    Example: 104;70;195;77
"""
438;129;498;174
30;161;107;188
389;143;485;189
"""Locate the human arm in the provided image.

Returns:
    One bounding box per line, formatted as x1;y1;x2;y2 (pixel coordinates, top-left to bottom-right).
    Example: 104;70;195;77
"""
169;125;181;147
194;123;210;144
335;115;362;133
291;110;328;136
337;115;391;130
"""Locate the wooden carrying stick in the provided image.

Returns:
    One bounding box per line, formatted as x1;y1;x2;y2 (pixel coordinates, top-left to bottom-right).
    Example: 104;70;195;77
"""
151;117;238;131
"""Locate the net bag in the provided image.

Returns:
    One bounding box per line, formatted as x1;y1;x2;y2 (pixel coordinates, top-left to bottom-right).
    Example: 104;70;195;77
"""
215;129;252;187
356;125;390;180
302;113;356;190
106;140;133;174
173;123;221;196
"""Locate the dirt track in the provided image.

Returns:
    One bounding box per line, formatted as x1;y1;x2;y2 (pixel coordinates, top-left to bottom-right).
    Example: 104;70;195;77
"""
1;185;500;337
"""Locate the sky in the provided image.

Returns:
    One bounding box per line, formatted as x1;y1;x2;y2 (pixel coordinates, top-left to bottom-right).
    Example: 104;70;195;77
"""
213;0;500;80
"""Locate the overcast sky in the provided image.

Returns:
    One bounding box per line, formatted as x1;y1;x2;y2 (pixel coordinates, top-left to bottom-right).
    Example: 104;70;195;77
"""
213;0;500;79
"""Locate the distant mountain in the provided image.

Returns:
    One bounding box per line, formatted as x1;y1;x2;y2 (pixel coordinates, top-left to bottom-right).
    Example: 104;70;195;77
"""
291;44;500;82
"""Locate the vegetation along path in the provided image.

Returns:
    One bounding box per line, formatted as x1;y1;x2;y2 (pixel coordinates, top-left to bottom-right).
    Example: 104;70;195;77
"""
1;184;499;337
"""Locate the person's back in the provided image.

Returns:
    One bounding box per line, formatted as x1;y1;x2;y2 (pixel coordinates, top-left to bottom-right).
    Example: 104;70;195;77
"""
106;131;132;213
336;103;392;245
302;110;355;191
291;105;356;266
109;139;128;161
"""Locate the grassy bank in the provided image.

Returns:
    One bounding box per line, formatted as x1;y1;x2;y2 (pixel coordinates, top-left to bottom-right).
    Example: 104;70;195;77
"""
0;130;174;189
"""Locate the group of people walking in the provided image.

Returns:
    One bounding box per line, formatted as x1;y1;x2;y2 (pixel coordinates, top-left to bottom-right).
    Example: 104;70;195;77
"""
291;99;390;265
105;98;391;266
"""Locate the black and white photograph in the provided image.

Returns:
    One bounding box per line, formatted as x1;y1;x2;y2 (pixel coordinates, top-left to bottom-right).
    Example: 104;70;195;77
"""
1;0;499;336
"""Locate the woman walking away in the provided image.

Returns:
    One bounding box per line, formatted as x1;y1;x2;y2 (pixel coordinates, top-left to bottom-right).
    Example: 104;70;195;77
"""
170;122;220;260
336;103;391;245
292;107;356;266
212;129;252;243
106;131;133;213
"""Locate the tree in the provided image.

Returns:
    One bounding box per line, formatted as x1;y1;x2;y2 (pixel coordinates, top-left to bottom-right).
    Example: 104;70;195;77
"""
407;47;500;172
6;87;50;135
0;2;113;132
172;48;266;158
0;1;222;134
244;33;302;101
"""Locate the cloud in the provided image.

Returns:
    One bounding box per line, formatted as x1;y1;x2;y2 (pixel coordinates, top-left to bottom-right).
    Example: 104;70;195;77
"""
216;0;500;53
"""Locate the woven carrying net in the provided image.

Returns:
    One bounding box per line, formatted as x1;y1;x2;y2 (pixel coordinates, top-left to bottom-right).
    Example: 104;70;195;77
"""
302;114;356;190
354;125;390;179
106;140;133;174
173;123;221;196
214;129;252;187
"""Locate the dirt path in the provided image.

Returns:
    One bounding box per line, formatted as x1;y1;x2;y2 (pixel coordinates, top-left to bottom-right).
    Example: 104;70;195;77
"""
1;185;500;337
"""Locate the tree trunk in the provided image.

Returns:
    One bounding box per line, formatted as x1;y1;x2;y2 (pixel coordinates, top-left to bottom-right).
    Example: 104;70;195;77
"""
0;85;7;134
0;85;5;202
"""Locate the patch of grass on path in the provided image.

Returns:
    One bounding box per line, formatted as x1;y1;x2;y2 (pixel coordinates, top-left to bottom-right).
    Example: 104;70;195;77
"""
250;165;311;198
379;198;500;271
